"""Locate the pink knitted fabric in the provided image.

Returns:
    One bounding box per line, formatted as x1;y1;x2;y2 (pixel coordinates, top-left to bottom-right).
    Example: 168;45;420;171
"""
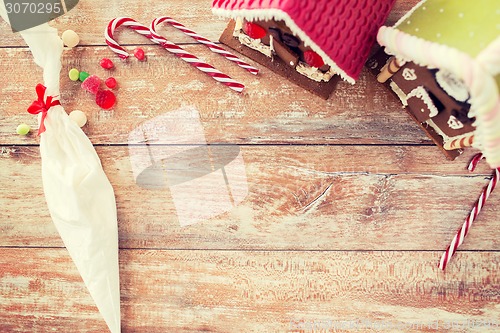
212;0;396;81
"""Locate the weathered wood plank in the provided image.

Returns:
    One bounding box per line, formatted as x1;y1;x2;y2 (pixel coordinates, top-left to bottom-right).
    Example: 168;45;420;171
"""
1;145;498;250
1;46;428;145
1;248;499;333
0;0;419;47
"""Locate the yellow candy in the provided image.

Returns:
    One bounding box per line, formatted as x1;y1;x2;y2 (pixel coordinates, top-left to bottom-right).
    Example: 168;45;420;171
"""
62;30;80;48
16;123;31;135
69;68;80;81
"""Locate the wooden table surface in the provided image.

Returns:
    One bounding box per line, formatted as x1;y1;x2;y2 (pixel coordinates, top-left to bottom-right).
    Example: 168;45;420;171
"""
1;1;499;332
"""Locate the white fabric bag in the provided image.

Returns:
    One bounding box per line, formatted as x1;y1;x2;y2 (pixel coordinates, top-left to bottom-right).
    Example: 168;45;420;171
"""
0;4;121;333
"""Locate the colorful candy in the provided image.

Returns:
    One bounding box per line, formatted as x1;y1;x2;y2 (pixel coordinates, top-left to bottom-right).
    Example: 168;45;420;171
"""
16;123;31;135
100;58;115;69
61;30;80;48
303;50;324;68
69;68;80;81
134;47;145;61
79;71;90;82
105;77;117;89
95;89;116;109
69;110;87;127
81;75;102;94
243;21;266;39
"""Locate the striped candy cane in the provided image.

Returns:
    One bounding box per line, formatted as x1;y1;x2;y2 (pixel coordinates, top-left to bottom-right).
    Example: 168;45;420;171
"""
105;17;153;59
105;18;244;93
151;16;258;75
439;153;500;270
148;18;244;93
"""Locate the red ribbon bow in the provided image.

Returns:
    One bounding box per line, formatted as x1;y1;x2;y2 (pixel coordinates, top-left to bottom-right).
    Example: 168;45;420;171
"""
27;84;61;135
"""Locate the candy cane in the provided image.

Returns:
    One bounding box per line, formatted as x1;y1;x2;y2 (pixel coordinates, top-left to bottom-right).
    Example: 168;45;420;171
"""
105;17;244;93
151;16;258;75
439;154;500;270
148;19;244;93
105;17;153;59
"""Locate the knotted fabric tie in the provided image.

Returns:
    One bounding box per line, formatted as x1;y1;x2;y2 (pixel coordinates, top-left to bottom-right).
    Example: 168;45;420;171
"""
27;84;61;135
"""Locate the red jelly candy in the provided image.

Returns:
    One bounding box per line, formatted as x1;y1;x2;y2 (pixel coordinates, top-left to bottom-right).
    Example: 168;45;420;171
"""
243;22;266;39
134;48;145;61
100;58;114;69
81;75;101;95
95;89;116;109
303;50;325;68
105;77;117;89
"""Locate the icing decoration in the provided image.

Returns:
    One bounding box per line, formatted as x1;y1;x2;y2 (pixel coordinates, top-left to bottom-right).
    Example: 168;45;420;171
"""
389;81;408;105
447;115;464;130
402;68;417;81
435;70;469;102
295;62;335;82
212;0;396;84
377;0;500;168
237;32;272;57
439;154;500;270
406;86;439;117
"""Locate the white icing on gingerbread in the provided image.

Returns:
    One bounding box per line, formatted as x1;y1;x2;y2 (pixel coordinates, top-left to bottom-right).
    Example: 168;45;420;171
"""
295;62;335;82
407;86;439;117
213;7;356;84
435;70;469;102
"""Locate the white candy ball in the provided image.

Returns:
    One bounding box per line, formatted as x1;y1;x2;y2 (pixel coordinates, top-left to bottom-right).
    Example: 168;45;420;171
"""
62;30;80;48
69;110;87;127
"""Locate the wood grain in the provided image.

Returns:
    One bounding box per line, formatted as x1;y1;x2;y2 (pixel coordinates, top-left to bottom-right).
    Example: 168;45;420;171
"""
1;145;498;250
0;46;428;146
2;0;499;332
1;248;499;333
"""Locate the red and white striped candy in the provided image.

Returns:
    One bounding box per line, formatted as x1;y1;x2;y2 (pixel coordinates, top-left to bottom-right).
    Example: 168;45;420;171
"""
105;17;244;93
439;154;500;270
152;16;258;75
149;18;244;93
105;17;153;59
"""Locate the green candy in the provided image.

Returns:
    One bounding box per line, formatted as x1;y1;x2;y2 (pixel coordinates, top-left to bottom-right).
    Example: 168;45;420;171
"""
69;68;80;81
79;71;90;82
16;123;31;135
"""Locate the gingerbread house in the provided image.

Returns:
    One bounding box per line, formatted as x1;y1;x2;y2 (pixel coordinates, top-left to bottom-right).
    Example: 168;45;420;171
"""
212;0;396;99
368;0;500;167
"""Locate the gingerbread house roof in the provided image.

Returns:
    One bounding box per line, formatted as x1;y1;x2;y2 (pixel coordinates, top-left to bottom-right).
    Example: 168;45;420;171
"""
212;0;396;84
